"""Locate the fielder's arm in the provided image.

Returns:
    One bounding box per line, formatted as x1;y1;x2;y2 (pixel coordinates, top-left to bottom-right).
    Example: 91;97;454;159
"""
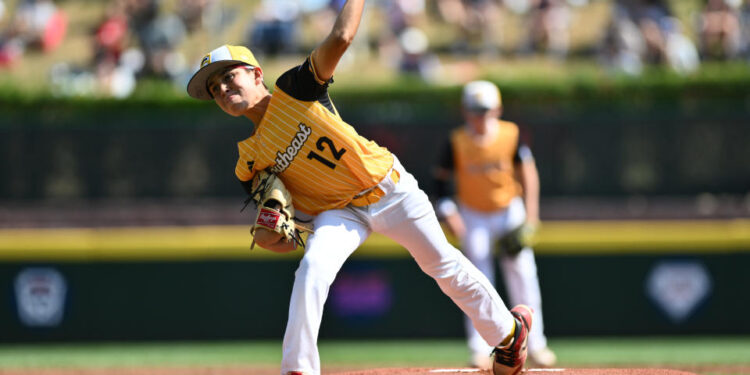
433;139;466;239
310;0;365;82
433;165;466;240
517;156;540;225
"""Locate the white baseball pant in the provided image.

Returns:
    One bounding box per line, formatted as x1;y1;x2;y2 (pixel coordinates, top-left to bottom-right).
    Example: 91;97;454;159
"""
459;197;549;356
280;157;515;375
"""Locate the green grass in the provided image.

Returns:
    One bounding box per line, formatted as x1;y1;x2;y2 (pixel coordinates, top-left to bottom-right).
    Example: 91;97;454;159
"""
0;337;748;369
0;341;281;368
551;337;750;365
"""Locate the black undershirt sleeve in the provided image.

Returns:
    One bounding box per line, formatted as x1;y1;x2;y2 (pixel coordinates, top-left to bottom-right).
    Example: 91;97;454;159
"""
434;138;455;199
275;57;337;114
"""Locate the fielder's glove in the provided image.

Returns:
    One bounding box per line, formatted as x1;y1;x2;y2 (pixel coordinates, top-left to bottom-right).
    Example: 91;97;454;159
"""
245;170;312;249
498;222;539;256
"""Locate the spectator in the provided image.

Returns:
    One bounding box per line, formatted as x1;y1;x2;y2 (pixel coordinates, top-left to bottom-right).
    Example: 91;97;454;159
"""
177;0;217;32
125;0;159;33
122;0;187;79
93;0;129;67
396;26;442;81
48;0;138;99
382;0;426;33
91;0;138;97
518;0;572;60
600;0;699;75
599;1;647;75
742;0;750;58
376;0;442;80
632;0;672;63
245;0;301;58
638;0;700;72
698;0;742;60
436;0;502;57
14;0;66;52
0;0;66;66
138;12;186;78
298;0;340;50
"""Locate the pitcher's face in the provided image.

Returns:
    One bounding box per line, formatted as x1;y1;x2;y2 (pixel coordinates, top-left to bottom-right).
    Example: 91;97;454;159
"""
208;66;263;117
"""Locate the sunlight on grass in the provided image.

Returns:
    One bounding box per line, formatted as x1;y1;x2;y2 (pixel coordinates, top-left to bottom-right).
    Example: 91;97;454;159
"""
0;337;748;369
0;341;282;368
552;337;750;365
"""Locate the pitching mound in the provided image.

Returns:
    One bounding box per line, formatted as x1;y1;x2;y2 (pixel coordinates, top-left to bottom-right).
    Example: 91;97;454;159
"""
0;366;722;375
331;368;699;375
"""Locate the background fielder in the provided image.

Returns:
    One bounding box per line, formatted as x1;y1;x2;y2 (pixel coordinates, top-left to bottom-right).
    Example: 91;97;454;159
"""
434;80;556;368
185;2;533;375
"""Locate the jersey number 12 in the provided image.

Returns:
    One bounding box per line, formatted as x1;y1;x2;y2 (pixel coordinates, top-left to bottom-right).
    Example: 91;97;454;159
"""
307;136;347;170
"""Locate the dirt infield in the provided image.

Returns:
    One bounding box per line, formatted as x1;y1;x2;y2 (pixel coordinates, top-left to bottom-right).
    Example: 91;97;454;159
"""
2;366;739;375
331;368;700;375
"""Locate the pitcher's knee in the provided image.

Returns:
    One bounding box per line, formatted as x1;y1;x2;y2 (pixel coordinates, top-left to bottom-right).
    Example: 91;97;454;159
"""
419;252;463;279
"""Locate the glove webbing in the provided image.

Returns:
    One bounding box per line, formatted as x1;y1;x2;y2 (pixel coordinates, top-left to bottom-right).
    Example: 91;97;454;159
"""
241;173;311;250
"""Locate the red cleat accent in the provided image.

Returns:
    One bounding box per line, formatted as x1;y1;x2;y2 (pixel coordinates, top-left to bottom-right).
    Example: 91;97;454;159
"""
492;305;533;375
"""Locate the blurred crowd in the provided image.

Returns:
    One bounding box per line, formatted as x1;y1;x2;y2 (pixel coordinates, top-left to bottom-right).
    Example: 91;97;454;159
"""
1;0;750;98
0;0;226;97
0;0;66;65
600;0;750;75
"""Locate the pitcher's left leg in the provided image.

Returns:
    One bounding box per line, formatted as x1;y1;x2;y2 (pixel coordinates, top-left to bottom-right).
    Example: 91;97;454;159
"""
372;172;514;347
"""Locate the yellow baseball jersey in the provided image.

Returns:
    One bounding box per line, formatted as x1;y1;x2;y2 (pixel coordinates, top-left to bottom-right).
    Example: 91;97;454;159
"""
446;120;527;212
235;57;394;215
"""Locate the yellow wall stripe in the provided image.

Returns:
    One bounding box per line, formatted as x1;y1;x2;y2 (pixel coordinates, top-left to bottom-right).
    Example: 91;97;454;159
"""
535;219;750;254
0;219;749;261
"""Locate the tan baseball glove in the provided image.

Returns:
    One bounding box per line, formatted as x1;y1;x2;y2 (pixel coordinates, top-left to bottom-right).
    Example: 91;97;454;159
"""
498;222;539;256
246;170;312;250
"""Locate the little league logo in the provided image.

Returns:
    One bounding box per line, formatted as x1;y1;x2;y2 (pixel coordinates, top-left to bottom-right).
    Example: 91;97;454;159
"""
646;260;712;323
200;54;211;68
15;268;67;327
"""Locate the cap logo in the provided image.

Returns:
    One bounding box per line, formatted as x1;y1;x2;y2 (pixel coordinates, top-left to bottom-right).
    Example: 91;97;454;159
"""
200;54;211;68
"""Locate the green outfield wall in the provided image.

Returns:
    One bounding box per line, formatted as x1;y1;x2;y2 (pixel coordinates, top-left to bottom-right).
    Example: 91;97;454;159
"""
1;81;749;201
2;78;748;341
1;221;749;342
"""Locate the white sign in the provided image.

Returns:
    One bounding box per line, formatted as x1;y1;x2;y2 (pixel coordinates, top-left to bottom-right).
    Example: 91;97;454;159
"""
645;261;711;323
15;268;68;327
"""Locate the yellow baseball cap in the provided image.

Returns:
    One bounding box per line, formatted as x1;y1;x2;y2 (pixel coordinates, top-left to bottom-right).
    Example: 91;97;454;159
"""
187;45;261;100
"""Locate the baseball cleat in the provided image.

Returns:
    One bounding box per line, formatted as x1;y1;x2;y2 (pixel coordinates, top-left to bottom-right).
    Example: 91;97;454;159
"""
491;304;533;375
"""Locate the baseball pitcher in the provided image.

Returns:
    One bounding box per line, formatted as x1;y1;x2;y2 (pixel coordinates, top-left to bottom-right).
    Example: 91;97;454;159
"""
186;2;533;375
